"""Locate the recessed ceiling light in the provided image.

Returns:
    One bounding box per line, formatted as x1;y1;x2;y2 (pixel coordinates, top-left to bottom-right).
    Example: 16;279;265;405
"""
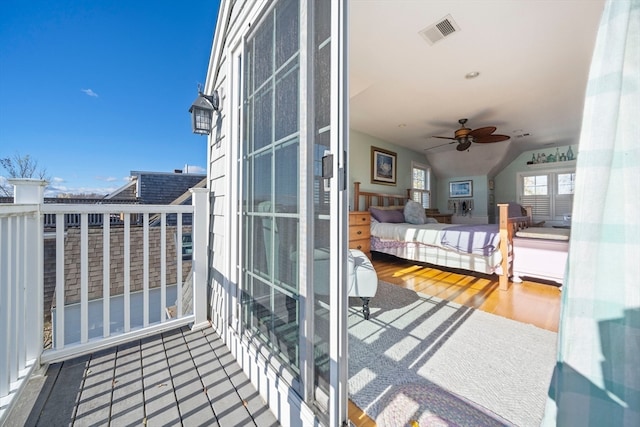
465;71;480;79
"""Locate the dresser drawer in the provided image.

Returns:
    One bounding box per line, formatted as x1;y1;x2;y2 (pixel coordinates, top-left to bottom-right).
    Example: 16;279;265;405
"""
349;213;371;226
349;224;369;241
349;238;371;253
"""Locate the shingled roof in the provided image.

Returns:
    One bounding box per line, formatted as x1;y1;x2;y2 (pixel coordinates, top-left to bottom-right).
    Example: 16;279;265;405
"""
107;170;207;205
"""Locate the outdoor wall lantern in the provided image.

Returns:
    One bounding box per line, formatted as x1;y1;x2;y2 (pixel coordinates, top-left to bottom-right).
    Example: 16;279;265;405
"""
189;90;219;135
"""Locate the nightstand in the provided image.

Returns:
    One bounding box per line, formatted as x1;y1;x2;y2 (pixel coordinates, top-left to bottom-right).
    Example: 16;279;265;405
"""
427;213;452;224
425;209;452;224
348;211;371;258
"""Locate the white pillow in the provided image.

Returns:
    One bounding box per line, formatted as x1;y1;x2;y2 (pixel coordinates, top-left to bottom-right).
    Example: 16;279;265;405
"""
403;200;427;224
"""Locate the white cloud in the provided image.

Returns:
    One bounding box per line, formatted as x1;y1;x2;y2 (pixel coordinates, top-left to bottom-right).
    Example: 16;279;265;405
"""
81;88;99;97
52;177;65;183
44;183;118;198
95;176;118;182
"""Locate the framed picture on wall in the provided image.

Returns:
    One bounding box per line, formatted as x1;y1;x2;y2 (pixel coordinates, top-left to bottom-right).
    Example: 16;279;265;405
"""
449;180;473;198
371;146;397;185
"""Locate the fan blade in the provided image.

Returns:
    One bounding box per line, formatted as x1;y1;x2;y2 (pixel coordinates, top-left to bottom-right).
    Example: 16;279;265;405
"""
469;126;497;137
425;141;456;151
457;140;472;151
474;134;511;143
431;136;456;140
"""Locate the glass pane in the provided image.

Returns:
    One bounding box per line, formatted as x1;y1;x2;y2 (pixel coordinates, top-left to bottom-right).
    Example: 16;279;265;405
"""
275;141;299;213
524;175;548;196
254;87;274;151
274;217;298;289
315;39;331;130
272;287;299;369
412;167;426;189
275;0;299;68
254;216;274;280
275;63;300;141
254;12;274;89
558;173;575;195
313;0;332;410
253;150;272;210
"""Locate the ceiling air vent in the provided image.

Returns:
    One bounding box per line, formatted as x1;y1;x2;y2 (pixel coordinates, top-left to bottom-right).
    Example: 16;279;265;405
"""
419;14;460;45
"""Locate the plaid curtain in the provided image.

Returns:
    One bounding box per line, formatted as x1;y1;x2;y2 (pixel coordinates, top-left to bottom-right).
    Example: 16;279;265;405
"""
542;0;640;425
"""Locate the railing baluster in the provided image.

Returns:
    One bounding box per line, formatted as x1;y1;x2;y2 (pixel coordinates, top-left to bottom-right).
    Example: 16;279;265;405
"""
17;216;26;371
177;213;183;318
80;213;88;343
55;213;65;349
103;215;110;338
0;217;10;397
124;214;130;332
161;213;166;322
8;216;17;384
143;213;149;327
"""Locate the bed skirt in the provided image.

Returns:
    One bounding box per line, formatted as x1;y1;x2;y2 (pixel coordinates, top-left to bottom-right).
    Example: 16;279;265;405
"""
371;237;503;275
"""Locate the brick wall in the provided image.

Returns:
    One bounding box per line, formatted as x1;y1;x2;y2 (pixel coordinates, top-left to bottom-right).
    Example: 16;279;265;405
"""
44;225;192;308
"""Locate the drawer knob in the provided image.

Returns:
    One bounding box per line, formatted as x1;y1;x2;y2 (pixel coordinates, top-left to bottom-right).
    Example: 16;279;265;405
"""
356;230;362;235
357;245;362;249
361;217;366;222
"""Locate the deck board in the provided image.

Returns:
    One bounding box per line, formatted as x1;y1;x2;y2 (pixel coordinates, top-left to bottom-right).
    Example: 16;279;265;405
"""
110;341;146;425
74;349;116;426
10;325;279;427
200;328;263;426
141;335;182;426
38;355;88;425
164;328;217;425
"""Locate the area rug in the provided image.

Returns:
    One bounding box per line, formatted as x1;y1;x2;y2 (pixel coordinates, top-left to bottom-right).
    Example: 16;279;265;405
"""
348;281;558;427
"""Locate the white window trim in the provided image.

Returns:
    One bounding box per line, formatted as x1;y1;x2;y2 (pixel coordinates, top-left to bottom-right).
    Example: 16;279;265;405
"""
517;164;576;223
410;161;431;208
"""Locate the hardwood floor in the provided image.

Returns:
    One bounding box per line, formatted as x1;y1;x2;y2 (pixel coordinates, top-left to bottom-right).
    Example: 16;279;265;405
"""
371;253;561;332
347;253;562;427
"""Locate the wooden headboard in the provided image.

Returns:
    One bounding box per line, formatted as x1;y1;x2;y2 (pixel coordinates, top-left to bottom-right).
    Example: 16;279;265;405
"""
353;182;411;211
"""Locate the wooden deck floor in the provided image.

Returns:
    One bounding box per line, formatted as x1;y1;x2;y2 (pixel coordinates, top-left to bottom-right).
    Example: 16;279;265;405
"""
7;326;280;427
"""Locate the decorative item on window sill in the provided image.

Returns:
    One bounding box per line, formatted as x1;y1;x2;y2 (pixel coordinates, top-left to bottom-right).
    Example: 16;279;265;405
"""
448;199;473;216
527;146;576;165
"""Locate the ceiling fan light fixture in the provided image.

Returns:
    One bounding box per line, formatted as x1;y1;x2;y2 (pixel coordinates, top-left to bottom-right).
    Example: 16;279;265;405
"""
465;71;480;79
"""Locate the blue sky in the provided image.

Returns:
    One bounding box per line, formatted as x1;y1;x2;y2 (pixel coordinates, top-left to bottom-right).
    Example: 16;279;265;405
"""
1;0;220;196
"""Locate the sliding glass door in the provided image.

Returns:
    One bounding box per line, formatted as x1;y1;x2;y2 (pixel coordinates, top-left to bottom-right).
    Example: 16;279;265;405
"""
238;0;348;424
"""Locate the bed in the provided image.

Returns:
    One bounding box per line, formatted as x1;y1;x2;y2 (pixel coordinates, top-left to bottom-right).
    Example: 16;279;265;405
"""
353;182;532;290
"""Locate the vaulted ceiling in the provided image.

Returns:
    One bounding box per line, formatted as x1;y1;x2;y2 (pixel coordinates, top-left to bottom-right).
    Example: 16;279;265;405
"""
349;0;605;178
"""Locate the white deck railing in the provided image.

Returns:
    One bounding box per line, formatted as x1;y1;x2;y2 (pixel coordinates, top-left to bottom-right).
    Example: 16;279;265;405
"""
0;180;209;423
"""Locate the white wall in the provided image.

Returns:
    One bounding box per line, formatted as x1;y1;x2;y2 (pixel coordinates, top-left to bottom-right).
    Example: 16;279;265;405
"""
494;145;578;205
437;174;489;223
349;129;437;209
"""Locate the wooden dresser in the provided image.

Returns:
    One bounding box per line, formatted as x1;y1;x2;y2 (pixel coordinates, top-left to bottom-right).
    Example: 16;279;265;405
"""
348;211;371;257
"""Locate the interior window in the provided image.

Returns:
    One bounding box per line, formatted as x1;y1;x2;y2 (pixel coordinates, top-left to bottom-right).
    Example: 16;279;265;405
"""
519;170;574;221
411;162;431;208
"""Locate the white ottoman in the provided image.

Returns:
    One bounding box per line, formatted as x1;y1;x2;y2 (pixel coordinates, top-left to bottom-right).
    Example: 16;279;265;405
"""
312;248;378;319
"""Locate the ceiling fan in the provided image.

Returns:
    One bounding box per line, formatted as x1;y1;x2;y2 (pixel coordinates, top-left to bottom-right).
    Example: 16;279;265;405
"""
427;118;511;152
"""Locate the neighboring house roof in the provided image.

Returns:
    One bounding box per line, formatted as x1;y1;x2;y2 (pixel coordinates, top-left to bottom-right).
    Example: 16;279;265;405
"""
105;170;206;205
104;178;137;200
